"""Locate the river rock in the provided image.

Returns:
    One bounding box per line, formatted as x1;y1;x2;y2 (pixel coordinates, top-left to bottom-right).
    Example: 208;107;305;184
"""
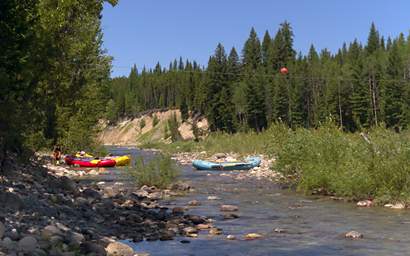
183;227;198;237
387;202;406;209
187;200;201;206
2;237;16;250
0;222;4;239
226;235;236;240
104;186;118;197
18;236;38;252
196;224;211;230
172;207;185;215
59;176;77;192
223;213;239;219
41;225;63;240
207;196;221;200
106;242;134;256
0;192;24;211
245;233;263;240
214;153;226;159
357;200;373;207
220;205;238;212
273;228;286;233
67;231;85;246
159;230;175;241
80;242;107;255
345;231;363;239
82;188;101;200
209;228;222;236
147;192;162;200
171;182;191;191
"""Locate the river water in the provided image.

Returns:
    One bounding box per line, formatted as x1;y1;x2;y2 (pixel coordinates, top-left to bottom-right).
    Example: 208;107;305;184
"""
108;147;410;256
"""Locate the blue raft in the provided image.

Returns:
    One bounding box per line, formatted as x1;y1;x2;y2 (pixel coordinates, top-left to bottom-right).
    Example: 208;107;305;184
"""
192;157;261;171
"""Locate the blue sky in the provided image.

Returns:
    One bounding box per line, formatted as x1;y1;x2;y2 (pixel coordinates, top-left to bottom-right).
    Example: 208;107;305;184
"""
102;0;410;77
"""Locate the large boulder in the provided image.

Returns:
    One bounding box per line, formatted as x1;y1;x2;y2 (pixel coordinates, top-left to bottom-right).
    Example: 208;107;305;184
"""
106;242;134;256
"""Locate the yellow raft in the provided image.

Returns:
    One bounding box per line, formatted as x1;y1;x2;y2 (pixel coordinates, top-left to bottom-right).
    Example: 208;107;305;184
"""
112;155;131;166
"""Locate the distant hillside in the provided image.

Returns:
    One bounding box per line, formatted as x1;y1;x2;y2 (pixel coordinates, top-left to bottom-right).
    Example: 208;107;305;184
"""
98;109;208;146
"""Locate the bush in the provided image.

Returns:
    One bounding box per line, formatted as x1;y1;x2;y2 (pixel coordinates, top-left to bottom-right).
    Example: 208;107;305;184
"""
152;115;159;127
128;154;180;188
139;119;146;130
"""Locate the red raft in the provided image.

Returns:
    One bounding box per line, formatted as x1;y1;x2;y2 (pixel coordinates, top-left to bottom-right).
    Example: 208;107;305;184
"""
64;156;116;168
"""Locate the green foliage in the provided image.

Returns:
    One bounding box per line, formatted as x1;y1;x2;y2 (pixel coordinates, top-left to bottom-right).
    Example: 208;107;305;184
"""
166;113;181;142
128;154;180;188
139;119;146;130
152;115;160;127
274;122;410;203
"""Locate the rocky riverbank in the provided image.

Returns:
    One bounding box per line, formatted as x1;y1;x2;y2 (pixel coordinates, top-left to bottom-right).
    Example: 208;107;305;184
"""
0;153;209;256
171;152;283;182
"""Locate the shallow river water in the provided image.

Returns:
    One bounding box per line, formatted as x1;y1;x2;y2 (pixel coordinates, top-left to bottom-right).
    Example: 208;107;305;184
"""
108;147;410;256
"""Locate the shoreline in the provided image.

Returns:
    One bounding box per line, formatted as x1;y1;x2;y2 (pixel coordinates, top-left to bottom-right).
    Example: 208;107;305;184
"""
0;152;209;255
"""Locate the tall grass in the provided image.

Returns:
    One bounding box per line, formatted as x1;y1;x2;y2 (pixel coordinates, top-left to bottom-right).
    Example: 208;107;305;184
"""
275;122;410;204
128;154;180;188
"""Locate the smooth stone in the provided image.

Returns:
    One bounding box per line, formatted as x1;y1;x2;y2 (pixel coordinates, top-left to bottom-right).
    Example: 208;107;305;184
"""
207;196;221;200
41;225;63;239
106;242;134;256
2;237;16;250
18;236;38;252
226;235;236;240
196;224;211;230
223;213;239;219
273;228;286;233
172;207;185;215
345;231;363;239
187;200;201;206
245;233;263;240
80;242;107;255
0;192;24;211
0;222;4;239
220;205;238;212
209;228;222;236
357;200;373;207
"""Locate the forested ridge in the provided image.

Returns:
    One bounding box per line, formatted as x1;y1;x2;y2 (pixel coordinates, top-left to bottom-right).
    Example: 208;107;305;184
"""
109;22;410;133
0;0;116;162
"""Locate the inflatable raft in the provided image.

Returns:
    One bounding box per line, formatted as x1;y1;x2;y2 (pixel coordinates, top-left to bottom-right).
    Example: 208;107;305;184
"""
192;157;261;171
65;156;116;168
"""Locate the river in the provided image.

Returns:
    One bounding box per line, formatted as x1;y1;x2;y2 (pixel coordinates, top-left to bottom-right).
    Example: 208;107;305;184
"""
108;147;410;256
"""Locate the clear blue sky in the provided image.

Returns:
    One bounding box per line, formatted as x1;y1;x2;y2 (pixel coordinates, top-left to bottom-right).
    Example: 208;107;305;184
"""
102;0;410;77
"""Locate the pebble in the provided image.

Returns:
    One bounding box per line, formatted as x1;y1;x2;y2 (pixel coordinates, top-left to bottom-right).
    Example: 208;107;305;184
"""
172;207;185;215
41;225;63;239
245;233;263;240
196;224;211;230
273;228;286;233
209;228;222;236
106;241;134;256
386;203;406;209
220;205;239;212
207;196;221;200
2;237;15;250
18;236;38;252
226;235;236;240
188;200;201;206
223;213;239;219
345;231;363;239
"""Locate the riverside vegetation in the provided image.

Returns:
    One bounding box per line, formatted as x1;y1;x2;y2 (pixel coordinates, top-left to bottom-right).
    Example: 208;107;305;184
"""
142;121;410;205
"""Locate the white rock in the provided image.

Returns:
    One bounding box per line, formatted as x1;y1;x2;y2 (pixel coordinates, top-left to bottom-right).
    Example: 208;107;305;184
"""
207;196;221;200
106;242;134;256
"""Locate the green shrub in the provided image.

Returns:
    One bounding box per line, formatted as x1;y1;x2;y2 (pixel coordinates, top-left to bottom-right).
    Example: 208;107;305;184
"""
139;119;146;130
152;115;159;127
128;154;180;188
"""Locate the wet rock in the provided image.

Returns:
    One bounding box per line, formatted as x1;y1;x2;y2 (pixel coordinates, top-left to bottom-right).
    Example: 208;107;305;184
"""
106;241;134;256
196;224;211;230
180;240;190;244
147;192;162;200
172;207;185;215
59;176;77;193
209;228;222;236
187;200;201;206
273;228;286;233
223;213;239;219
0;222;4;239
132;190;149;199
18;236;38;252
207;196;221;200
67;231;85;246
357;200;373;207
345;231;363;239
41;225;63;240
104;186;118;198
385;202;406;209
186;215;206;225
159;230;175;241
183;227;198;237
226;235;236;240
80;242;107;255
7;229;20;240
220;205;238;212
171;182;191;191
245;233;263;240
0;192;24;211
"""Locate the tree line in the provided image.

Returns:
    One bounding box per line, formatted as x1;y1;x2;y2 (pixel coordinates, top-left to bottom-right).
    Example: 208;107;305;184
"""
0;0;116;162
109;22;410;133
